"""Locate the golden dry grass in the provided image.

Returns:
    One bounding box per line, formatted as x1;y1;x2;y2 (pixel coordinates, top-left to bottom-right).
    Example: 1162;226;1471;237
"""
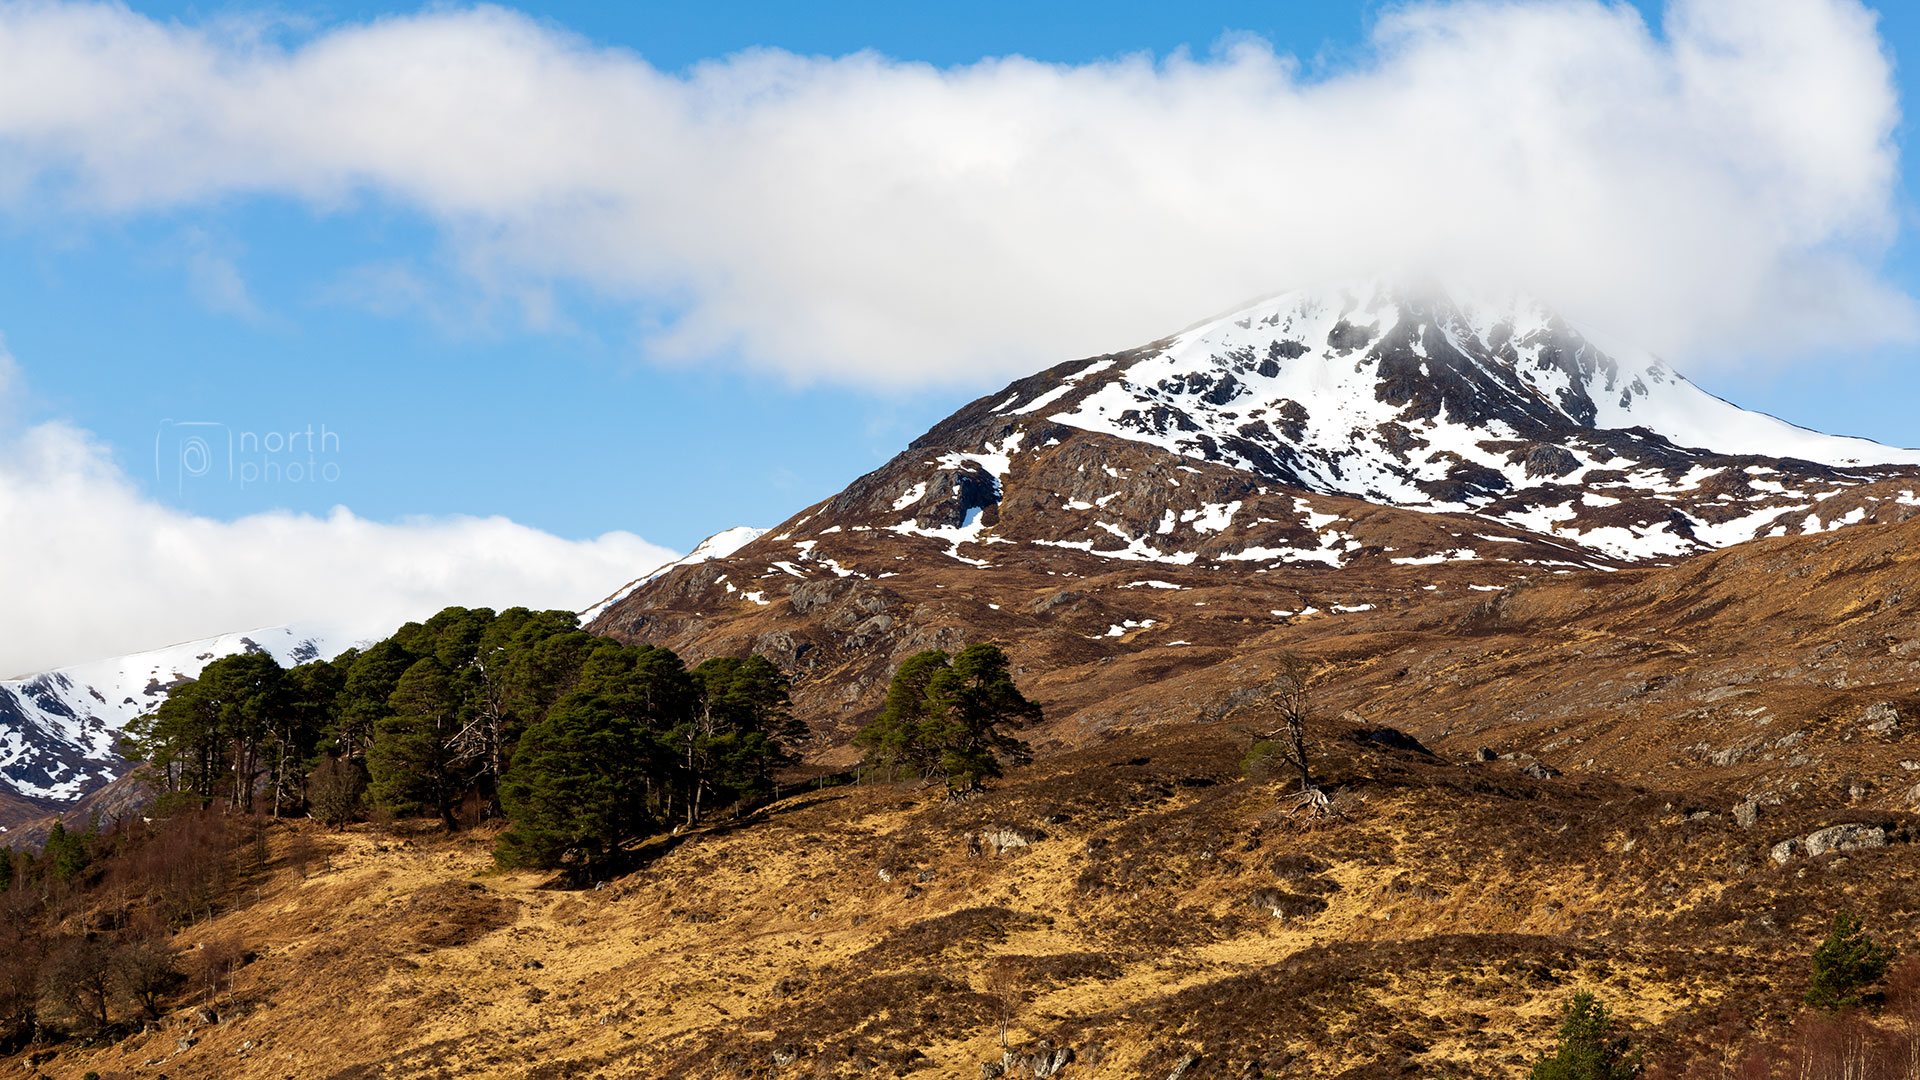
24;719;1920;1080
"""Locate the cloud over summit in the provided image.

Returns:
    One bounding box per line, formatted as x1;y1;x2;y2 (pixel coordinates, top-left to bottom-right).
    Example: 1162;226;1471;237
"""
0;0;1903;382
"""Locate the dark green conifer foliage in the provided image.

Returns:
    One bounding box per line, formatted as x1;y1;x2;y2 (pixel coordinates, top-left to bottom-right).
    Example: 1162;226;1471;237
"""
126;650;287;810
469;608;581;802
1529;992;1642;1080
336;639;416;762
271;656;346;815
113;603;797;848
495;693;657;871
1806;910;1895;1011
685;655;801;818
367;657;465;828
854;644;1038;792
42;821;91;884
852;650;953;781
492;641;694;868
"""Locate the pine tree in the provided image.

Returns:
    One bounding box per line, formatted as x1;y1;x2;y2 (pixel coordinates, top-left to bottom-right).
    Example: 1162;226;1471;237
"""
126;650;288;811
495;693;659;871
273;658;345;816
853;650;956;781
1806;911;1895;1011
198;650;288;812
42;821;90;884
466;608;581;808
853;645;1039;792
925;644;1040;790
685;655;801;818
334;640;418;763
1530;992;1643;1080
573;642;697;820
367;657;465;829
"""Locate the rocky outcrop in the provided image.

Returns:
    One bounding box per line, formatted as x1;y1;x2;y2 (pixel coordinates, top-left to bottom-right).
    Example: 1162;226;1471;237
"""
1771;823;1890;864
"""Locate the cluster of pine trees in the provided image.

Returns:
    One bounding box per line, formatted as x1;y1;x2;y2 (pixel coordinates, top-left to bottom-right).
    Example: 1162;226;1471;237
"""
123;606;803;871
852;644;1041;792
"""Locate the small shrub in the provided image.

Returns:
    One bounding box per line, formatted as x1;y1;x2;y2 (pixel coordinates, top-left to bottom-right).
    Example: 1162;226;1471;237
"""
1530;992;1642;1080
1806;911;1894;1012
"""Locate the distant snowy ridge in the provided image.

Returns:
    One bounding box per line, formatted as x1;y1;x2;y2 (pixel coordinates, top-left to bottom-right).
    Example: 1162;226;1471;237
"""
0;624;346;803
579;526;767;624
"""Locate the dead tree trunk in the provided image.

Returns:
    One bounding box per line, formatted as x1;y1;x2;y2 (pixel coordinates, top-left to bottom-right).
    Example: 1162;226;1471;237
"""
1250;653;1339;820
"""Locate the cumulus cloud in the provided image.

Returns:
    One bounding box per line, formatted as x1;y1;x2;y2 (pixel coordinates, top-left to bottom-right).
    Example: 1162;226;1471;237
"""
0;405;678;676
0;0;1904;380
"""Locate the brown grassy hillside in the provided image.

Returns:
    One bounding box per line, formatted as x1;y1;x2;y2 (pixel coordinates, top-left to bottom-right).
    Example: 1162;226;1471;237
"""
16;514;1920;1080
17;713;1920;1080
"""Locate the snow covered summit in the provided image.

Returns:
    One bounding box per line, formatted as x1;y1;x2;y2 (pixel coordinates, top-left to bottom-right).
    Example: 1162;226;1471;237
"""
1014;280;1920;559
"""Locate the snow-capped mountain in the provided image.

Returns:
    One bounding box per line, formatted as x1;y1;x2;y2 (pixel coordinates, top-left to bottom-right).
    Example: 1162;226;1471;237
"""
591;279;1920;692
0;625;342;809
1030;280;1920;560
583;281;1920;747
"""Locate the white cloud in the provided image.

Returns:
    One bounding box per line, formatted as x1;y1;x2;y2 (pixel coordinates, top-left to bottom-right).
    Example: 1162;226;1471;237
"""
0;406;678;676
0;0;1904;381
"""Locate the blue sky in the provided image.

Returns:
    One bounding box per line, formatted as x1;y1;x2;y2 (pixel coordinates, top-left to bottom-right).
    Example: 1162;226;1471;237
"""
2;1;1452;547
0;0;1916;670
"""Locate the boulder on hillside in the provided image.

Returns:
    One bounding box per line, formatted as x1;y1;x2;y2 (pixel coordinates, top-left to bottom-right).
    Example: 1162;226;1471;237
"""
1861;702;1901;737
975;826;1045;855
1805;823;1887;857
1523;444;1581;479
1771;823;1889;864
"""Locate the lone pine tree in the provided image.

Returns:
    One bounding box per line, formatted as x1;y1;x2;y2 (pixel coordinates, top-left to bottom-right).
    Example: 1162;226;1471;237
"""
1806;910;1895;1012
853;644;1040;793
1530;992;1642;1080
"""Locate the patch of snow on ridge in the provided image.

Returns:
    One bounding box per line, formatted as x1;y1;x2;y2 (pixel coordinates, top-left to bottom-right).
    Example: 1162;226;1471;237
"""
1183;501;1241;534
934;432;1026;492
891;482;928;511
1008;383;1074;416
890;507;992;566
581;525;766;624
1391;549;1477;566
995;359;1116;417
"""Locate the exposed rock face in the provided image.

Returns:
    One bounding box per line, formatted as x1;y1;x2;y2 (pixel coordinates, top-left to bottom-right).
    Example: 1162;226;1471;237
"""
1862;702;1901;737
1805;823;1889;857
